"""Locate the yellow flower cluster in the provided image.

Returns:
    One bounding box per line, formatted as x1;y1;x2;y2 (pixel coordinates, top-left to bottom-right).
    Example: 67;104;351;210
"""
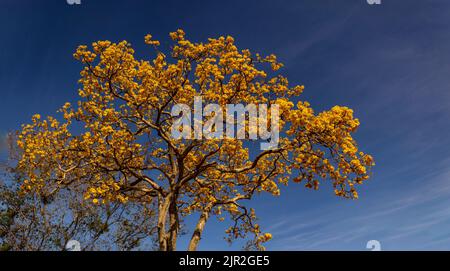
144;34;160;46
84;180;128;204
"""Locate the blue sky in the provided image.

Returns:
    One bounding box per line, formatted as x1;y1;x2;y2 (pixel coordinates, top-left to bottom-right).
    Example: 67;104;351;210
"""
1;0;450;250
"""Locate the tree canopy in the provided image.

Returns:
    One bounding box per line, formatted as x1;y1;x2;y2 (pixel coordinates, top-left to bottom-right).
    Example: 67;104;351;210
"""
15;30;374;251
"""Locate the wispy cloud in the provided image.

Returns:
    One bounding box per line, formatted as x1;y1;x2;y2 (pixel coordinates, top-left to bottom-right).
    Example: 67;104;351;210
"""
267;168;450;250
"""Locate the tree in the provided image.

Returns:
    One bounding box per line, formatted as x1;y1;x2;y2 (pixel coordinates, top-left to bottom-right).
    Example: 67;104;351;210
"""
0;179;157;251
0;137;158;251
15;30;374;251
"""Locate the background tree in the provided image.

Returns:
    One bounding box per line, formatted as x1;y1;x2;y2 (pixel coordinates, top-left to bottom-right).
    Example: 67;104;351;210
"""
15;30;374;251
0;136;158;251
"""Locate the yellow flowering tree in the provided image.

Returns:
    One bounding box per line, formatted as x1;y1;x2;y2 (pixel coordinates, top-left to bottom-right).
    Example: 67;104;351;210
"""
15;30;374;251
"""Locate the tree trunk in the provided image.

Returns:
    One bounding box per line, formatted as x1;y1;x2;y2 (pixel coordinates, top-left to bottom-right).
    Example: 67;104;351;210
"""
167;196;179;251
187;204;213;251
157;195;171;251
